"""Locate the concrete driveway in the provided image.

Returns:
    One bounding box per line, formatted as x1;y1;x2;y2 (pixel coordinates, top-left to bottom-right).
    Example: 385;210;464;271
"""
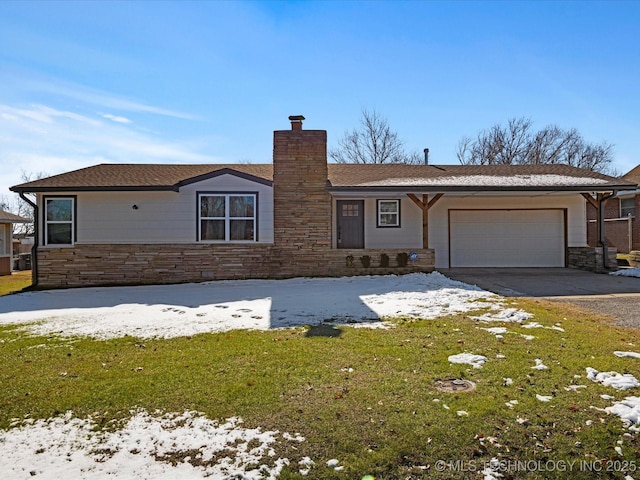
440;268;640;327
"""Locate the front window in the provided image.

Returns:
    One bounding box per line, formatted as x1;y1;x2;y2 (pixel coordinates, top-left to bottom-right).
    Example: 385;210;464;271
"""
621;197;636;218
45;197;74;245
377;199;400;227
199;193;256;241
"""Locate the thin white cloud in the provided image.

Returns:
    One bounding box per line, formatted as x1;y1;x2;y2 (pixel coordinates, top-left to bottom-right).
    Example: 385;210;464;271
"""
25;78;199;120
102;113;132;124
0;103;222;195
1;104;102;126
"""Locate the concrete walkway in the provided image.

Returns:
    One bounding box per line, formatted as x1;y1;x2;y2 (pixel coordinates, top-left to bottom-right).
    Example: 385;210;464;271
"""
439;268;640;327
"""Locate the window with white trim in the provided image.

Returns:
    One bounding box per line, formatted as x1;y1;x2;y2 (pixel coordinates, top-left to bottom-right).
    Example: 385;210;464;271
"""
199;193;256;241
45;197;75;245
621;197;636;218
377;199;400;227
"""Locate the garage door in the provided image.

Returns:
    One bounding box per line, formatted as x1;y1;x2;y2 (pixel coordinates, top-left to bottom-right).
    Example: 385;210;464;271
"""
449;209;565;267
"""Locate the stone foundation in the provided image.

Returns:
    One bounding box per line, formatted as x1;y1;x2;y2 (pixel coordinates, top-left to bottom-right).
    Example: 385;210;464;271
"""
567;246;618;273
36;244;435;288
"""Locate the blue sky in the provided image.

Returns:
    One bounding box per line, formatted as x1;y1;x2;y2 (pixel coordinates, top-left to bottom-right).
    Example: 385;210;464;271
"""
1;0;639;197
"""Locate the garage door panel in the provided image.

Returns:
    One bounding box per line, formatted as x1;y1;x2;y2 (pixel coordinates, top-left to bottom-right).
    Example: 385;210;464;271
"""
450;210;564;267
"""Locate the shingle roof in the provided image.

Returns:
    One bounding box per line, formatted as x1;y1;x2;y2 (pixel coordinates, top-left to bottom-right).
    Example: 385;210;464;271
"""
10;162;636;193
623;164;640;185
0;209;30;223
326;163;634;190
10;164;274;192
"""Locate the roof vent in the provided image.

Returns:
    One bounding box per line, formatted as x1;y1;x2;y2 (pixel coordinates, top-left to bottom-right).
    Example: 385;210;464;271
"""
288;115;305;131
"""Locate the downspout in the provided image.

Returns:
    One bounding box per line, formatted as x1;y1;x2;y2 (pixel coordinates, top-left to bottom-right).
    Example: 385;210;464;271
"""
599;191;616;270
18;191;38;288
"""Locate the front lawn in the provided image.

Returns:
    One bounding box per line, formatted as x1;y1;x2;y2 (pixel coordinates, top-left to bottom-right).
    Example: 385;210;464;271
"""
1;275;639;478
0;270;31;296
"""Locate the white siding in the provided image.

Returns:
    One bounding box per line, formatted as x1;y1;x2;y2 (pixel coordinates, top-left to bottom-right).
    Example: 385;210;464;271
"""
430;194;586;268
38;174;274;245
332;197;423;249
332;193;586;264
0;223;9;256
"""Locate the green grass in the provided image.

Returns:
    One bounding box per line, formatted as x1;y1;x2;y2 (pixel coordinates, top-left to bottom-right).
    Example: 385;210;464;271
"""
0;270;31;296
1;298;639;478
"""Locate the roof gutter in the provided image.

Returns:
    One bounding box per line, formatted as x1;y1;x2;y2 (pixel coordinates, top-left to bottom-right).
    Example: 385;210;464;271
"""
18;192;38;289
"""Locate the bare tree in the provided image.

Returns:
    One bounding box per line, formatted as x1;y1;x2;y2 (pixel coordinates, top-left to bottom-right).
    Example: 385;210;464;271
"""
457;117;615;174
4;170;48;236
329;109;421;164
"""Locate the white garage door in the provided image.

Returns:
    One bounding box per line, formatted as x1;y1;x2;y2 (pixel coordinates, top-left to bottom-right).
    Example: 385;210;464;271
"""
449;209;565;267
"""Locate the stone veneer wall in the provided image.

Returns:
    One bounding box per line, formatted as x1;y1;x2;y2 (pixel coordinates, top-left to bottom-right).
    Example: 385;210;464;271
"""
36;245;434;288
567;246;618;273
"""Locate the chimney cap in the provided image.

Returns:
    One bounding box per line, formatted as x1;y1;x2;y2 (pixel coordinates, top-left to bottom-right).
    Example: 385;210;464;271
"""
288;115;305;131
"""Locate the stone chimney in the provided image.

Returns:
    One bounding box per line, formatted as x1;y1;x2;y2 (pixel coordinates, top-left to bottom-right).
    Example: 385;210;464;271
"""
272;115;332;275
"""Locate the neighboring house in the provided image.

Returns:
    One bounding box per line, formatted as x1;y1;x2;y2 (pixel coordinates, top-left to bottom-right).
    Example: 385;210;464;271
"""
10;116;637;289
0;210;30;276
586;165;640;254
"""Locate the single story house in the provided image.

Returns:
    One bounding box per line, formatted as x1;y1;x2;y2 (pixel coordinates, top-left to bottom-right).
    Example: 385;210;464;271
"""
0;209;31;276
10;116;637;289
587;164;640;254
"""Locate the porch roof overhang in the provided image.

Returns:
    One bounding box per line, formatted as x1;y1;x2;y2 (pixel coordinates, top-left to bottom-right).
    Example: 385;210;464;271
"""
327;184;636;195
0;211;30;223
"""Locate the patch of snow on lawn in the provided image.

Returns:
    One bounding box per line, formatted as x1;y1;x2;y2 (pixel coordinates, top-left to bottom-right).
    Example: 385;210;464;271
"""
0;410;305;479
586;368;640;390
564;385;587;392
298;457;314;476
614;351;640;359
521;321;564;332
472;308;533;323
482;458;504;480
536;394;553;402
610;268;640;278
0;272;505;340
521;321;544;329
606;397;640;432
448;353;487;369
482;327;508;336
531;359;548;370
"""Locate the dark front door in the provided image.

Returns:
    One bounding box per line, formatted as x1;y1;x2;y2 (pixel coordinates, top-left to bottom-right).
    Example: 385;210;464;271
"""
337;200;364;249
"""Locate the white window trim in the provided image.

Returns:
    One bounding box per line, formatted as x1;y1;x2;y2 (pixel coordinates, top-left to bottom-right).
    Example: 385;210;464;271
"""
620;197;636;218
44;196;76;246
198;192;258;242
376;199;401;228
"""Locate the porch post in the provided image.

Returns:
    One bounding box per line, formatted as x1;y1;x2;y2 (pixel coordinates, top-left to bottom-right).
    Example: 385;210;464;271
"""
407;193;444;250
422;194;429;250
581;193;599;246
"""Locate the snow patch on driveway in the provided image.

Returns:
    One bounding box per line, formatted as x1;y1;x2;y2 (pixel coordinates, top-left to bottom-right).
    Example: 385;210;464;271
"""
610;268;640;278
